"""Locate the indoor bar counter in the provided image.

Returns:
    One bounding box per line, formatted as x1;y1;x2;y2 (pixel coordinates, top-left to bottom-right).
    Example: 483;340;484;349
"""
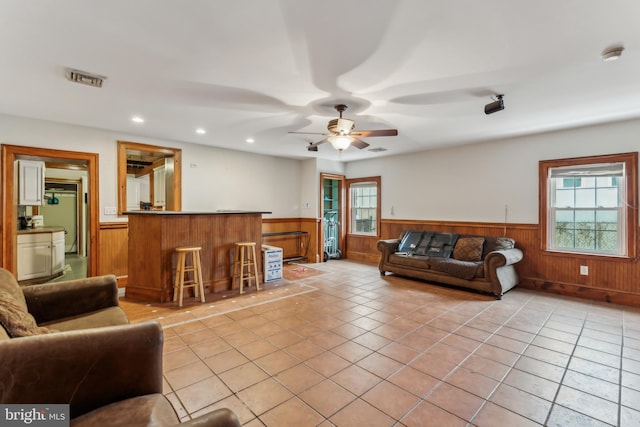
125;210;270;302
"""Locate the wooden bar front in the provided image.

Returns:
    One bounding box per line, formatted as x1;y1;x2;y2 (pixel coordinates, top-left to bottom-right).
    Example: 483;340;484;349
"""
125;211;268;302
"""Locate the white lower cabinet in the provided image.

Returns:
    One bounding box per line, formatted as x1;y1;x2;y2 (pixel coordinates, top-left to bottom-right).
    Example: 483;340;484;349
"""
51;231;65;275
17;231;65;281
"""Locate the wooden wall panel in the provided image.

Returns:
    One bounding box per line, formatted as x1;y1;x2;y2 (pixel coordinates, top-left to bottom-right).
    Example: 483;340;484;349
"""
98;222;129;287
346;235;380;264
262;218;319;263
101;216;640;305
379;218;640;306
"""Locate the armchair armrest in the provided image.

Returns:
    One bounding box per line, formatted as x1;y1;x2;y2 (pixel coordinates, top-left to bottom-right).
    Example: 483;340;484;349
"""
0;321;163;419
23;275;119;324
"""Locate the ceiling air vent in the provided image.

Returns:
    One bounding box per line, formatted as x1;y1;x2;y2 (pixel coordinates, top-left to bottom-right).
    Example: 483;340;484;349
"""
368;147;388;152
65;68;106;88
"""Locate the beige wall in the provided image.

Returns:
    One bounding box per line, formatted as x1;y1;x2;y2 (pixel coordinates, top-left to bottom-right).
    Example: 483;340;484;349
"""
346;118;640;224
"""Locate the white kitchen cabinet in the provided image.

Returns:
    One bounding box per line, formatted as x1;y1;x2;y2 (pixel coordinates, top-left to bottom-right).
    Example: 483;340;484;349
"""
18;160;45;205
153;166;165;208
126;176;141;211
17;231;66;281
51;231;66;274
17;233;52;280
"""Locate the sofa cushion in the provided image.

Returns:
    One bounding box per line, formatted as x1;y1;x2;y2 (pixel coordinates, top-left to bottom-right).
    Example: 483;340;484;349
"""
40;306;130;332
453;237;485;262
416;232;458;257
483;237;515;257
429;258;484;280
0;290;56;338
0;267;27;310
389;253;431;270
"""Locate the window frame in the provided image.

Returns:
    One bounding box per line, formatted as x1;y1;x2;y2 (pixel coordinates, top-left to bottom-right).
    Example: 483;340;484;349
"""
347;176;381;237
539;152;638;260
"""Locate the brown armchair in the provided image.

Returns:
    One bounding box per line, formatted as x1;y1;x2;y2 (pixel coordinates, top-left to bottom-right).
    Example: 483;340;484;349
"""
0;268;240;426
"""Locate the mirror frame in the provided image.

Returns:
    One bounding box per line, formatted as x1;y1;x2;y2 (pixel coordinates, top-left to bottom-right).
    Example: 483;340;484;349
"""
117;140;182;215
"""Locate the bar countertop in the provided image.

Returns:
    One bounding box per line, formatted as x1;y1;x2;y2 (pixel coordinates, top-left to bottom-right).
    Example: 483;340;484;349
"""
124;210;272;215
17;226;65;235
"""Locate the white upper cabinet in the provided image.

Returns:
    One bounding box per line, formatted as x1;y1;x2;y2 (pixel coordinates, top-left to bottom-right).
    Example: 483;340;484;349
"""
18;160;45;205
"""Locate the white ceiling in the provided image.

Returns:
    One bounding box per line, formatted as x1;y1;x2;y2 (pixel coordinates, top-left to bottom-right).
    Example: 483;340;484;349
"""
1;1;639;161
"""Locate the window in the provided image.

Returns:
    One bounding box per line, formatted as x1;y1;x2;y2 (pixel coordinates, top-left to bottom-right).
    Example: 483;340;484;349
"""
348;177;380;236
540;153;637;258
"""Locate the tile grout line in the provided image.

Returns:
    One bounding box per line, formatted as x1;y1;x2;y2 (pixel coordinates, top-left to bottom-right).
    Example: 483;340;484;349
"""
161;284;319;329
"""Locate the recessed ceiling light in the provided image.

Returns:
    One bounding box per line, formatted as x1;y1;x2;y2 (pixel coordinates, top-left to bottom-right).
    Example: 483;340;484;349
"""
602;46;624;61
131;116;144;123
196;128;206;135
246;138;255;144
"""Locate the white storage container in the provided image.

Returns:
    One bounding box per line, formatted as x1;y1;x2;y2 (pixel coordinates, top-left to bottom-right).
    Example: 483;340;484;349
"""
261;245;283;282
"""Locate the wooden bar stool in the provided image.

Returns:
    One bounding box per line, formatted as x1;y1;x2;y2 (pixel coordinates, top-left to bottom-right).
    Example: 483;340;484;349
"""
173;246;205;307
232;242;260;294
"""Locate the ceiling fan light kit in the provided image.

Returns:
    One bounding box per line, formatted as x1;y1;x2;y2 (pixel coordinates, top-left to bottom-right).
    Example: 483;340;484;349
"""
328;135;354;151
290;104;398;152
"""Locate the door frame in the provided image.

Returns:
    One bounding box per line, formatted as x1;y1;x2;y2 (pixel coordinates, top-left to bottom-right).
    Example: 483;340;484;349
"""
1;145;99;276
319;173;346;260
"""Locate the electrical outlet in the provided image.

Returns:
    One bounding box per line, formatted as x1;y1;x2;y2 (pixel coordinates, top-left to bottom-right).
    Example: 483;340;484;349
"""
104;207;117;215
580;265;589;276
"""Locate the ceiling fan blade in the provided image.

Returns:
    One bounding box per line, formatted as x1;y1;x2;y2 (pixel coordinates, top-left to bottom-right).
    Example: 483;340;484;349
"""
350;138;370;149
351;129;398;138
308;138;328;151
289;131;326;135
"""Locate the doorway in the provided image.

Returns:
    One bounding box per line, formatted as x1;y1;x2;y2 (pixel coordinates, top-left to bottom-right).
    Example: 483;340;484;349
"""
1;145;98;277
319;173;346;262
43;179;85;255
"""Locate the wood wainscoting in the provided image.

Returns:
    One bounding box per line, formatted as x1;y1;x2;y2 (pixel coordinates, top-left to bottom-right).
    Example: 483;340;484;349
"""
99;216;640;306
262;218;319;263
98;222;129;287
98;218;320;288
378;219;640;307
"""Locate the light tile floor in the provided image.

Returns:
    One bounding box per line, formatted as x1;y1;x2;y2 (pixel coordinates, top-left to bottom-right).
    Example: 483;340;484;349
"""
122;260;640;426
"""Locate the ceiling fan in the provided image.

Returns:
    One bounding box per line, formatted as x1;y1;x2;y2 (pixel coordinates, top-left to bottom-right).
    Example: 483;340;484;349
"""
289;104;398;152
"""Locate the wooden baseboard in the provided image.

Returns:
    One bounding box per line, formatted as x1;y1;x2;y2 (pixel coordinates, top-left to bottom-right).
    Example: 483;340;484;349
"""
519;277;640;307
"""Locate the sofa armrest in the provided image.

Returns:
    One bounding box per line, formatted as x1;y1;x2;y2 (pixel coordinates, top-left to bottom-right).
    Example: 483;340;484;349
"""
377;238;400;270
181;408;241;427
23;275;120;324
484;248;524;297
0;321;163;418
484;248;523;268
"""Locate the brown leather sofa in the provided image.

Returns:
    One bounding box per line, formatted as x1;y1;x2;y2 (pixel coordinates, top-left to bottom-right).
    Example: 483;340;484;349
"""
378;231;523;299
0;268;240;426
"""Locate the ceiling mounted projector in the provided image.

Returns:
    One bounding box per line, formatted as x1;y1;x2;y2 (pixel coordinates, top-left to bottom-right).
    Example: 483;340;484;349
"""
484;94;504;115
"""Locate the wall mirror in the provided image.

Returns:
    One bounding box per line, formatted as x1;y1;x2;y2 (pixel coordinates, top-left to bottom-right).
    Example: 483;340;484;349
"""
117;141;182;214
